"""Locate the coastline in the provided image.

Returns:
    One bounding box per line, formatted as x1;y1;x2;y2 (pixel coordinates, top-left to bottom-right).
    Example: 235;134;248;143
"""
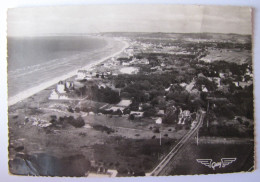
8;37;129;106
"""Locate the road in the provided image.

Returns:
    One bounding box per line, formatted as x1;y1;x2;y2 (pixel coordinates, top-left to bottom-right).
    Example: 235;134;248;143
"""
147;110;206;176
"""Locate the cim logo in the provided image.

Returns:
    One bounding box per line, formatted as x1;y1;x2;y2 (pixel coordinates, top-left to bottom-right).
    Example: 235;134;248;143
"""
196;158;237;170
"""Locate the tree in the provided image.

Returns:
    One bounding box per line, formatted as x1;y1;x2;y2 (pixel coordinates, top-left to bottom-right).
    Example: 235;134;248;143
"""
143;107;156;117
129;114;135;120
68;116;85;128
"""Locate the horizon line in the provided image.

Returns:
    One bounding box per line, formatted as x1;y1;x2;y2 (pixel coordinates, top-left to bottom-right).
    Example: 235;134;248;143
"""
7;31;252;37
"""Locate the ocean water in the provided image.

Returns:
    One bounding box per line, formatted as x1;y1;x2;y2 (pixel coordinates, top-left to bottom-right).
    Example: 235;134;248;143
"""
7;36;123;98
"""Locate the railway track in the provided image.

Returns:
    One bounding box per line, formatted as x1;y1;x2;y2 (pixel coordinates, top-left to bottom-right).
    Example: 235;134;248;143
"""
147;110;205;176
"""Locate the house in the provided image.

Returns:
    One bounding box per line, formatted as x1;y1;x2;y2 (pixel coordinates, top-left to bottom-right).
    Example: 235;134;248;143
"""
165;84;173;92
214;77;221;87
76;70;88;80
112;72;119;76
155;117;162;124
179;82;187;88
49;89;69;100
182;110;191;117
65;81;74;90
150;66;162;71
57;81;66;94
161;63;166;67
49;90;59;100
178;109;191;125
201;85;208;92
130;111;144;118
117;99;132;107
157;110;165;116
122;62;130;66
190;88;200;97
233;81;240;87
106;106;125;112
185;80;196;92
98;83;107;89
139;58;149;65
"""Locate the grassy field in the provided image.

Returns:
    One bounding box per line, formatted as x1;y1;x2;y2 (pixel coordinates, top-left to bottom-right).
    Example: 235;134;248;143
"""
200;49;251;64
8;93;187;176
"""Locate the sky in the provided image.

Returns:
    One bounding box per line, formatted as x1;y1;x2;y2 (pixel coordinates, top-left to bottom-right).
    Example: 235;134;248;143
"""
7;4;252;36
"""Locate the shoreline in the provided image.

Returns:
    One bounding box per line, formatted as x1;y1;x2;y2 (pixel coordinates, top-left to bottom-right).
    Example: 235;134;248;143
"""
8;37;129;106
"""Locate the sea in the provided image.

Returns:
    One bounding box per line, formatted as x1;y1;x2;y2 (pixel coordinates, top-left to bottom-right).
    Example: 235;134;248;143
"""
7;36;124;99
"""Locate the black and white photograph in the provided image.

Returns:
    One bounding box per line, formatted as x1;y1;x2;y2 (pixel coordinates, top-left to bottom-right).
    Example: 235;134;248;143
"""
6;4;254;178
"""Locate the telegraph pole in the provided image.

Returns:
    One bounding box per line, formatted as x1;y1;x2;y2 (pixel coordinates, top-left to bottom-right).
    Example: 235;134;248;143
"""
207;100;209;128
196;130;199;145
160;133;162;146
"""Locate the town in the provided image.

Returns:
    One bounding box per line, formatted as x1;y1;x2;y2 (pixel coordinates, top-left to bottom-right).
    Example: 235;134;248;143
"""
8;33;254;177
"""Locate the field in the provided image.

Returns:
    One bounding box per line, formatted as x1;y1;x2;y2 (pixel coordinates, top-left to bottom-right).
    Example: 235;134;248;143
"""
200;49;251;64
8;94;188;176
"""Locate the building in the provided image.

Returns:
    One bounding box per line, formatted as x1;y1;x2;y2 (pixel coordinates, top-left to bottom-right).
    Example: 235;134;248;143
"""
57;81;66;94
117;99;132;107
49;89;69;100
157;110;165;116
178;109;191;125
201;85;208;92
65;81;74;90
155;117;162;124
106;106;124;112
49;80;75;100
122;62;130;66
130;111;144;118
76;70;88;80
139;58;149;65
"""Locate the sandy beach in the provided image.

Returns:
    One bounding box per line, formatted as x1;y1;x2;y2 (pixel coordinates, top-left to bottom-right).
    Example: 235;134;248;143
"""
8;37;129;106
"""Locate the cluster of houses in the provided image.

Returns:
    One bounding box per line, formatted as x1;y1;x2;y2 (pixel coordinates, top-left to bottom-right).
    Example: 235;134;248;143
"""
76;69;113;81
177;109;191;125
49;81;74;100
103;99;164;124
102;97;196;126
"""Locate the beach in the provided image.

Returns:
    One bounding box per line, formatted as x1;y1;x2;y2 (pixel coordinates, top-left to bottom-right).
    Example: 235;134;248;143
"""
8;36;129;106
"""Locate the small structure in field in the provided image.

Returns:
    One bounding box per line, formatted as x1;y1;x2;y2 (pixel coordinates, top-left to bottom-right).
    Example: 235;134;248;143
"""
117;99;132;107
130;111;144;118
120;67;139;74
49;80;69;100
155;117;162;124
76;70;88;80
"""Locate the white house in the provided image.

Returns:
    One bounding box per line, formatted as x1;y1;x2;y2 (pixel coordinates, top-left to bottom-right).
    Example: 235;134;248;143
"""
122;62;130;66
178;109;191;125
157;110;165;116
165;84;173;92
161;63;166;67
57;81;66;94
182;110;191;117
117;99;132;107
201;85;208;92
179;82;187;88
76;70;88;80
49;89;69;100
65;81;74;90
49;90;59;100
130;111;144;118
106;106;125;112
140;58;149;65
155;117;162;124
